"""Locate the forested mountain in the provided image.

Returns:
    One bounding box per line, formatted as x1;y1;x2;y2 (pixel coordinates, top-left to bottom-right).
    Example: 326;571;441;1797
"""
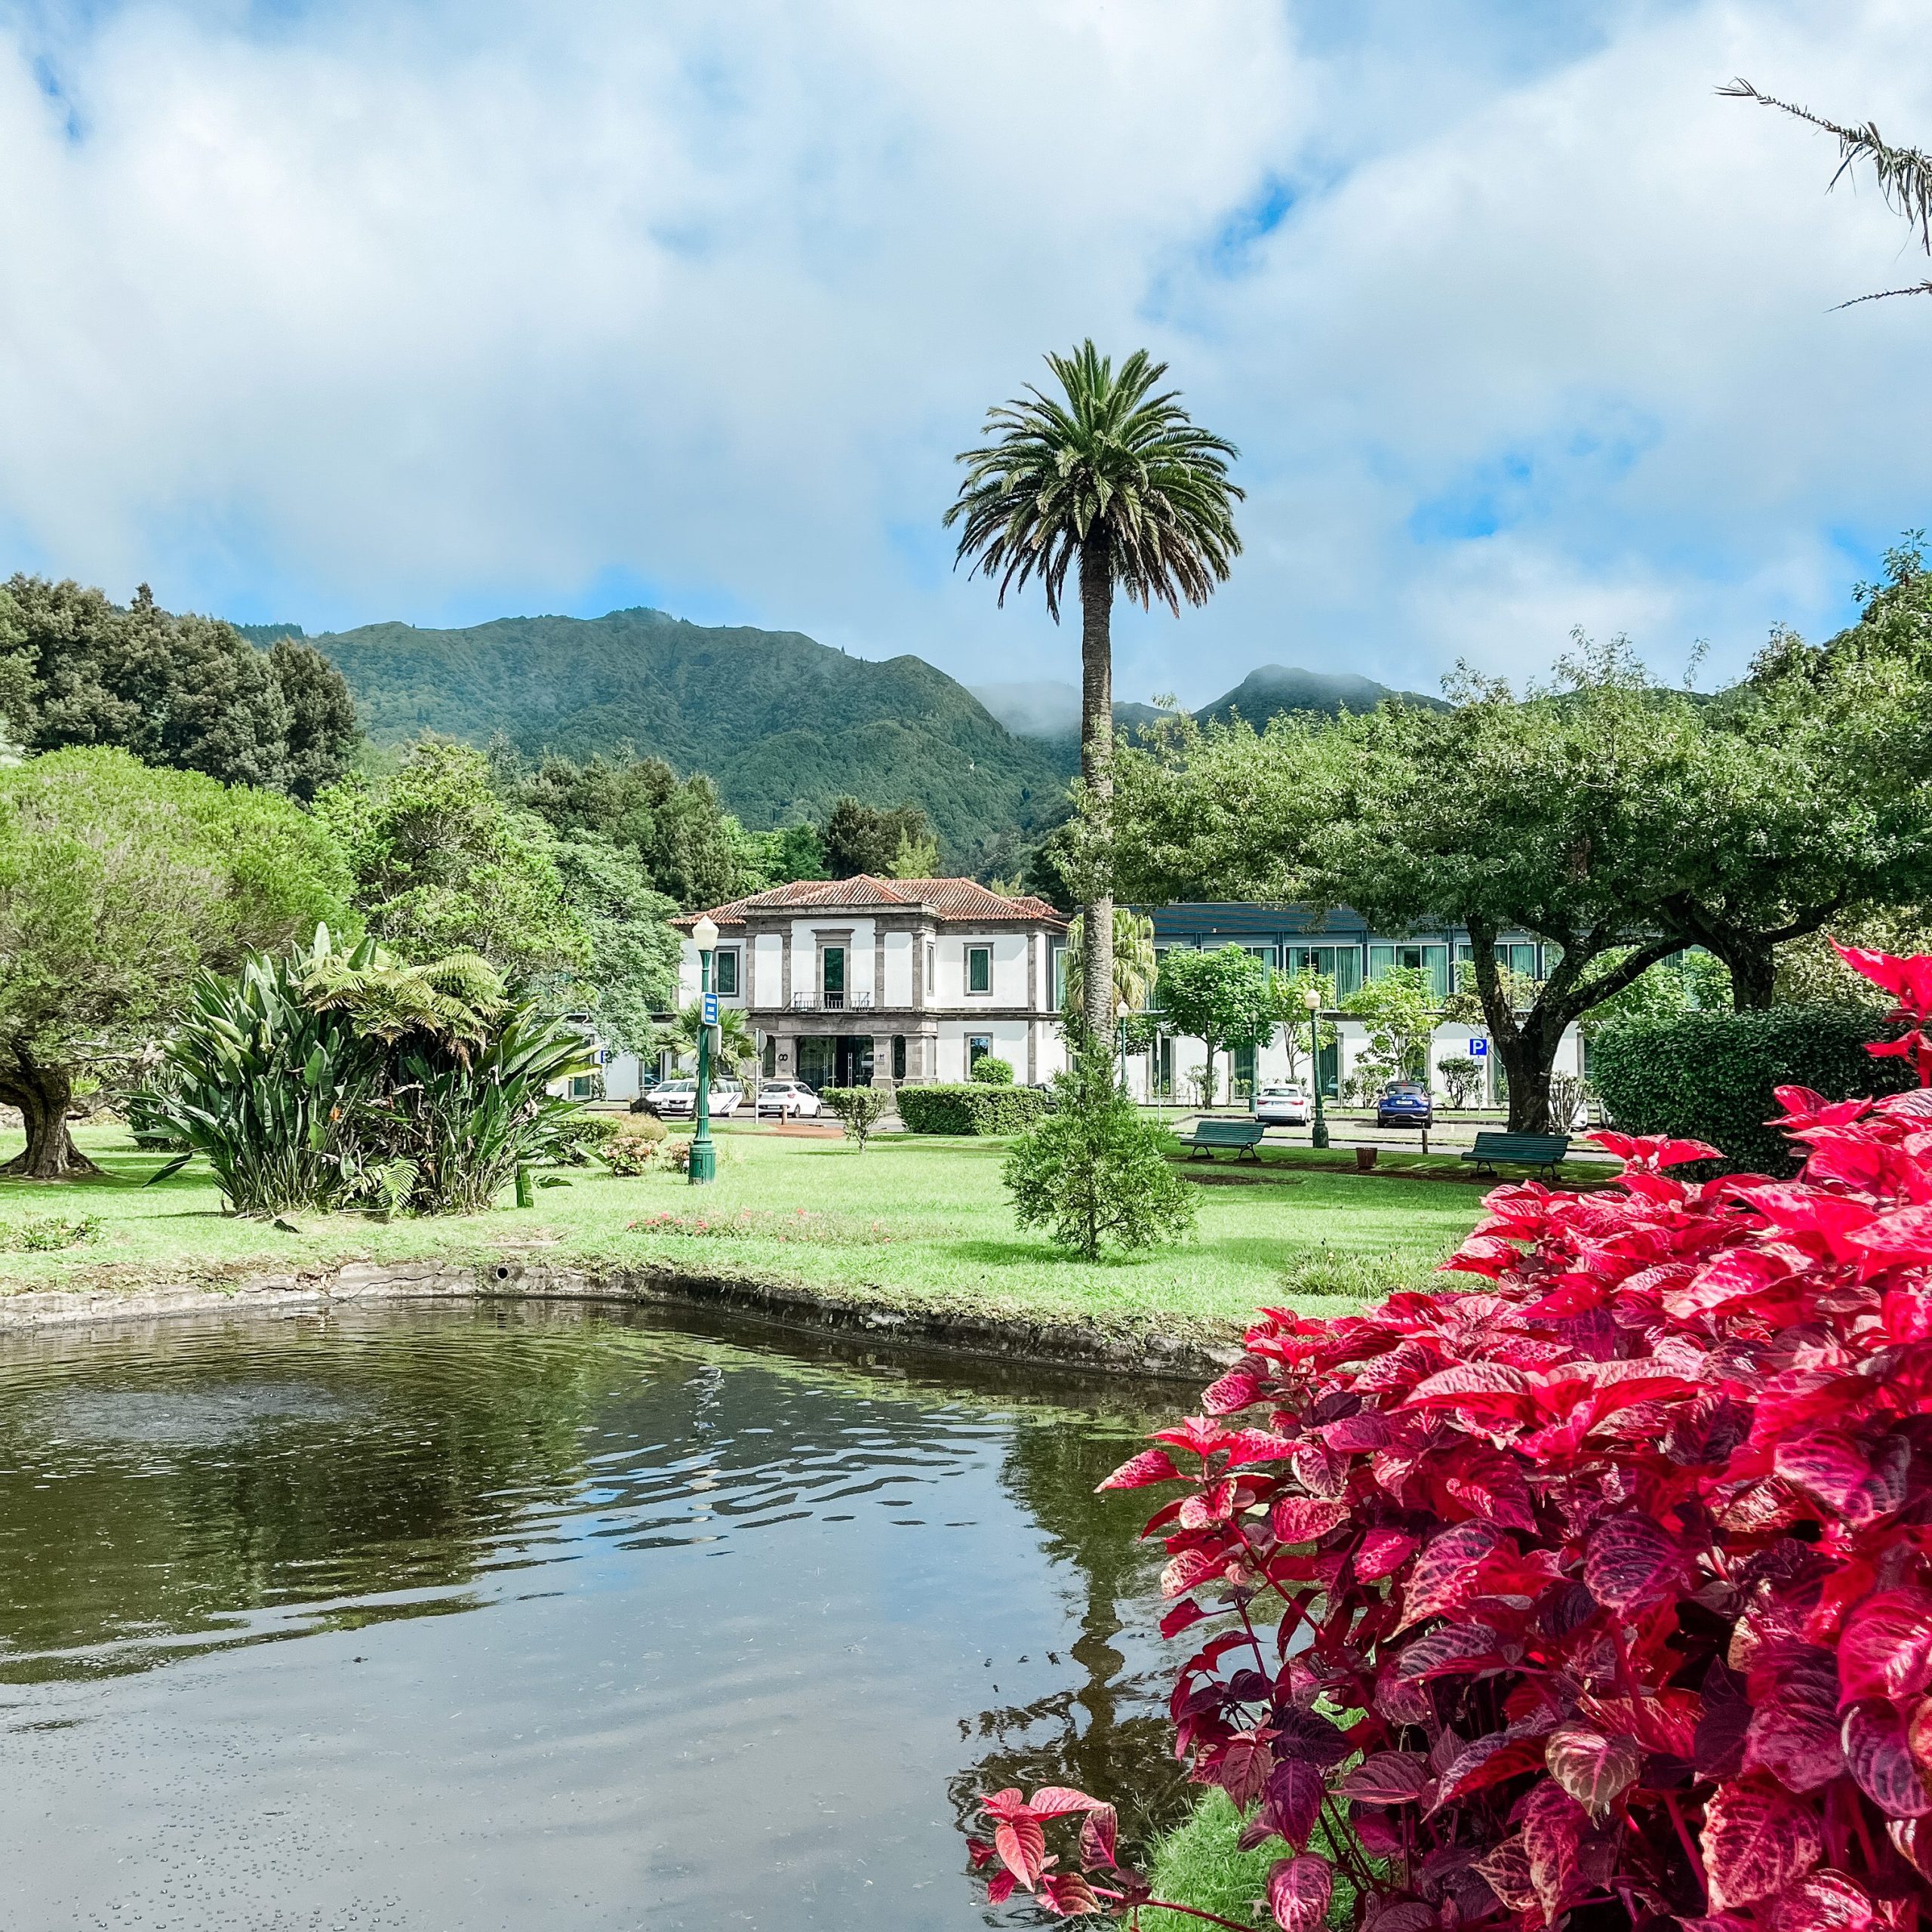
973;665;1440;779
293;608;1069;866
1196;663;1444;722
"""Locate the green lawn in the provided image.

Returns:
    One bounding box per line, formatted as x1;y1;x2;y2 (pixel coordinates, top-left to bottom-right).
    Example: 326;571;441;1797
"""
0;1122;1488;1345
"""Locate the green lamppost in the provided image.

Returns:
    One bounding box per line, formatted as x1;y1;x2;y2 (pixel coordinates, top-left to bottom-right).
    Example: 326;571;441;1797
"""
688;913;719;1186
1116;998;1131;1093
1304;985;1329;1150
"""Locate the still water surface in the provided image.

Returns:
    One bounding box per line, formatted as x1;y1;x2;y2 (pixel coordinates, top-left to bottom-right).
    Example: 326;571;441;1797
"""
0;1303;1186;1929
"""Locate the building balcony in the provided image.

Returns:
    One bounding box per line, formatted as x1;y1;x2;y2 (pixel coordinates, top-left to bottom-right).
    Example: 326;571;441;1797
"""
783;990;874;1011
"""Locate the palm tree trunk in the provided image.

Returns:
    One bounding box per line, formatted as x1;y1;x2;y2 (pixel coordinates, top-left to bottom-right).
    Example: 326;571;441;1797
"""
1078;536;1115;1044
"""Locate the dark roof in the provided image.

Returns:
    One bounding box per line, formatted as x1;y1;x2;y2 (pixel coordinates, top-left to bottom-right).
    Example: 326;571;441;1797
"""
674;875;1066;931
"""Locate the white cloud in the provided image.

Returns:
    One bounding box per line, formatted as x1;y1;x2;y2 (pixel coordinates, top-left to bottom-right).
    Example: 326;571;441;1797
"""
0;0;1924;703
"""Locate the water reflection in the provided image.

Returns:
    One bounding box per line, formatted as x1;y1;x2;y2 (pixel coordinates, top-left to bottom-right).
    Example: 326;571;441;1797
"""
0;1303;1188;1929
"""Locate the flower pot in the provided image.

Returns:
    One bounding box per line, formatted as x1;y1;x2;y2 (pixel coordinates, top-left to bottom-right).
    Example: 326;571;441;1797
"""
1355;1146;1379;1173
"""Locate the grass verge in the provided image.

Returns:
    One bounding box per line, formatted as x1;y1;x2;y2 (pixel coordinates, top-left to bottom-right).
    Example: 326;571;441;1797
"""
0;1122;1486;1343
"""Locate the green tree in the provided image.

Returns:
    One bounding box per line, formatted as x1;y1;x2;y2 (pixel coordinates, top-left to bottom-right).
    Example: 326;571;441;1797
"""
1651;543;1932;1008
510;746;753;909
1269;967;1337;1086
820;797;940;879
0;748;353;1176
2;577;358;797
1060;907;1158;1023
318;740;589;983
731;820;826;892
1343;965;1438;1086
1152;947;1278;1110
548;835;681;1057
821;1086;888;1149
1115;648;1709;1131
1721;81;1932;305
653;1001;761;1092
946;342;1242;1041
1003;1038;1196;1259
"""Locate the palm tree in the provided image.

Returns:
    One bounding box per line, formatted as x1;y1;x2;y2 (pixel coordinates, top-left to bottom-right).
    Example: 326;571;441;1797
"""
654;1001;761;1091
1722;80;1932;305
946;343;1241;1040
1060;908;1158;1020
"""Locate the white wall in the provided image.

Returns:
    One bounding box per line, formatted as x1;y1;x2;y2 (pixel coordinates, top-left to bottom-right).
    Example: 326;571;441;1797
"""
882;929;915;1007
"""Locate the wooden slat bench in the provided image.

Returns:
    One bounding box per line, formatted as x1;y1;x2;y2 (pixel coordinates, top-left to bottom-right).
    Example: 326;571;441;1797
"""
1461;1131;1571;1180
1177;1118;1266;1163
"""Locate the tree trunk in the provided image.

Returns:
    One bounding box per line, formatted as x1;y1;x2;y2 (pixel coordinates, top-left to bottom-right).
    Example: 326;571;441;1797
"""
1495;1027;1558;1134
1725;940;1777;1011
1077;537;1115;1044
0;1056;98;1178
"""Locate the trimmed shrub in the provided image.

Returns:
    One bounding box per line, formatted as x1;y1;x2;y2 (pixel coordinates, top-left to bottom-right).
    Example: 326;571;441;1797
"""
971;1055;1015;1084
599;1116;664;1176
896;1083;1050;1135
820;1085;888;1149
960;941;1932;1932
1592;1004;1909;1174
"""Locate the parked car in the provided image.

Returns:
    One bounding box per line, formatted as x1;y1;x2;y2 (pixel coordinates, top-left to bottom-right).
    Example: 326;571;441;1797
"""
646;1078;742;1119
1376;1080;1435;1130
756;1079;823;1118
1253;1082;1311;1126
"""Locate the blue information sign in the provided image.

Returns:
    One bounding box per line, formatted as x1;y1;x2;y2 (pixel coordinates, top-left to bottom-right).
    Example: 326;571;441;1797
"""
702;992;719;1026
1469;1038;1488;1058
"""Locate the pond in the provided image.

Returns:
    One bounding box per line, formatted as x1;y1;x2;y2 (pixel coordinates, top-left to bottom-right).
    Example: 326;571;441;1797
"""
0;1302;1191;1928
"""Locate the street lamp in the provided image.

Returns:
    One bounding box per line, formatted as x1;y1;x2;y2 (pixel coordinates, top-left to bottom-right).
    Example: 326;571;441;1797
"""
1304;986;1329;1150
1115;998;1131;1094
689;914;718;1186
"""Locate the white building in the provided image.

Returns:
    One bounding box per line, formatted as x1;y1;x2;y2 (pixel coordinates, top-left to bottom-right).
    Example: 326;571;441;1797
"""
1128;903;1587;1109
665;875;1070;1089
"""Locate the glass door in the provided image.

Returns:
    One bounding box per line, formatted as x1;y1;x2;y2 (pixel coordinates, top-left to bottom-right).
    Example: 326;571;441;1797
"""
822;946;845;1011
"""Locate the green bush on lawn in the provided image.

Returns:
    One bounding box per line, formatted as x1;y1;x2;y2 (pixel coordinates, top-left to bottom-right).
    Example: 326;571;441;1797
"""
1591;1005;1912;1177
895;1083;1049;1135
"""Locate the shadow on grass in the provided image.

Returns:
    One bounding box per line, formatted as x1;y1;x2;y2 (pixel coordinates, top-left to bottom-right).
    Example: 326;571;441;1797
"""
942;1237;1166;1272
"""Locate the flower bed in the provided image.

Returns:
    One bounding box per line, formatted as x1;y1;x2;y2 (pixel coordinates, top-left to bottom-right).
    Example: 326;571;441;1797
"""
968;943;1932;1930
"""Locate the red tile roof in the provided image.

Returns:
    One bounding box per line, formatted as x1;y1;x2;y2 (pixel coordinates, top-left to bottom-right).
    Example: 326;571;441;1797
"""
672;875;1066;931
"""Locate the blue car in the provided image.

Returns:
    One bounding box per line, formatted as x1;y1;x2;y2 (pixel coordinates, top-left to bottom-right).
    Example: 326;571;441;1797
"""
1376;1081;1435;1131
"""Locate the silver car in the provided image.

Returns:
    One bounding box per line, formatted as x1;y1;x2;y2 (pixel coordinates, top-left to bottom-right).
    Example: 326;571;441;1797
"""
756;1079;823;1118
1254;1082;1312;1126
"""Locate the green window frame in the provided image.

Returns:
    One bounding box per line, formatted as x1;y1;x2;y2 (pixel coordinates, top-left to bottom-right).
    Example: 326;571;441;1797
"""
967;946;992;995
714;948;740;996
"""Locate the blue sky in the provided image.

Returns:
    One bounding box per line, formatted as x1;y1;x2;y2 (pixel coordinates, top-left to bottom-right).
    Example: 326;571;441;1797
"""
0;0;1925;706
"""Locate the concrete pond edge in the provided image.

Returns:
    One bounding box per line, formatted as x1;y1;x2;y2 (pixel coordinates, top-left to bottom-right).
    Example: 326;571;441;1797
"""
0;1255;1241;1385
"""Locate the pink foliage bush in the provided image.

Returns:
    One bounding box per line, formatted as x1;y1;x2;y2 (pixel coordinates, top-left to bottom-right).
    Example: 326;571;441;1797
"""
969;943;1932;1932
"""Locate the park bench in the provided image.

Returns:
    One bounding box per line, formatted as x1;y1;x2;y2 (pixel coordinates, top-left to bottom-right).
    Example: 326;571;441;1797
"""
1461;1131;1571;1180
1177;1118;1266;1163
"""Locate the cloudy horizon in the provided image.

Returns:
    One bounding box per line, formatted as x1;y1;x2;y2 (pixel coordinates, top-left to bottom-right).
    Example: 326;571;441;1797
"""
0;0;1925;708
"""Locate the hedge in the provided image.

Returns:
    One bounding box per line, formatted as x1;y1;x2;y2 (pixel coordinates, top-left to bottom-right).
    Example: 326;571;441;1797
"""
895;1083;1051;1135
1589;1004;1909;1176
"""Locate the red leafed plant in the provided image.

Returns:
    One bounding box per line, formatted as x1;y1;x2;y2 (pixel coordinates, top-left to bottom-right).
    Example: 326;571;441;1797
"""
966;941;1932;1932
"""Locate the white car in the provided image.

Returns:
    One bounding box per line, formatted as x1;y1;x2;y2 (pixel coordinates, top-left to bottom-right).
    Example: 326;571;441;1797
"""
1254;1082;1312;1127
756;1080;823;1118
646;1078;742;1119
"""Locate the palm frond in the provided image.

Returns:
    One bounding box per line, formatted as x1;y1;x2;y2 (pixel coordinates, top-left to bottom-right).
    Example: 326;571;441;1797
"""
945;338;1242;618
1722;78;1932;300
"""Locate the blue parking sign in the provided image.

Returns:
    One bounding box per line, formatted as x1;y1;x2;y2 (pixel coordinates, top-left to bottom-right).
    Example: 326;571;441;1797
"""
702;992;718;1026
1469;1038;1487;1057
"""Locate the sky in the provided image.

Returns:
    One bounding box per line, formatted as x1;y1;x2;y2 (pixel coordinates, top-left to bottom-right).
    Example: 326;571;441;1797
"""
0;0;1927;709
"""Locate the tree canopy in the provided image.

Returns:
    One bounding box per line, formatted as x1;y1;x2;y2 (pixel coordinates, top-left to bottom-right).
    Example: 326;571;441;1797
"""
318;740;589;983
821;797;940;879
1154;946;1277;1106
0;577;359;798
0;749;354;1174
